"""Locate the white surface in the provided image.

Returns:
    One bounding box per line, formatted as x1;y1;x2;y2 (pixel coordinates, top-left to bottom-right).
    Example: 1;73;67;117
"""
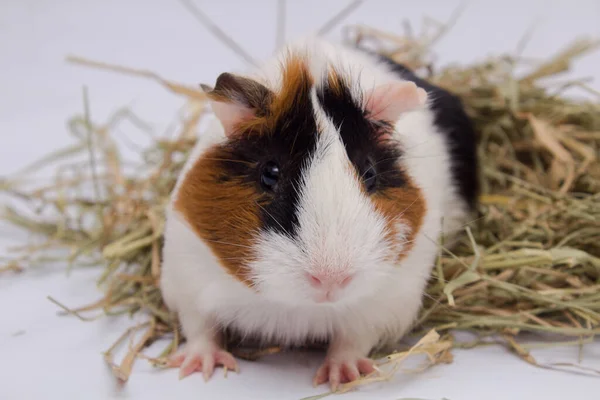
1;1;599;399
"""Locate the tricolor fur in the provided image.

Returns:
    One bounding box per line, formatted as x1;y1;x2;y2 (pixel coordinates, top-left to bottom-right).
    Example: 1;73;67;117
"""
161;37;477;351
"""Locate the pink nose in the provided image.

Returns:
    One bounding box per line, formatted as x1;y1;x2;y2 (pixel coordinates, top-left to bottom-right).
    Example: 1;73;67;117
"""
307;272;354;290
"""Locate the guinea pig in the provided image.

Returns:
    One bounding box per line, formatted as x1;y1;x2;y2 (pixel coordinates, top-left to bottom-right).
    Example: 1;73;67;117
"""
159;36;478;389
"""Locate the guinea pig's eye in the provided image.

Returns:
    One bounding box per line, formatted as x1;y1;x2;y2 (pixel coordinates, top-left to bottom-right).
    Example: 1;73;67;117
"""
260;161;280;191
363;162;377;193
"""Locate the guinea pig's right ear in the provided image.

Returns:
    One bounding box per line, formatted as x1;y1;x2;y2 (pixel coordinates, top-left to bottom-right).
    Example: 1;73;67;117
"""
364;81;428;122
200;73;272;136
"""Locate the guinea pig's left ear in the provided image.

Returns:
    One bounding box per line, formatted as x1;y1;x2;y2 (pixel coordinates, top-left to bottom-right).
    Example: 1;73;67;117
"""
200;73;273;136
364;81;428;122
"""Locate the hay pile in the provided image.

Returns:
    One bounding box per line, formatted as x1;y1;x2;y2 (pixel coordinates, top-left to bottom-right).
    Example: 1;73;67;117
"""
2;19;600;390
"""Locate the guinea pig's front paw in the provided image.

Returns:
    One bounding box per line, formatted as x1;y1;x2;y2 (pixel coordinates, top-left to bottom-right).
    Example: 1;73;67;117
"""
313;356;375;391
168;341;239;381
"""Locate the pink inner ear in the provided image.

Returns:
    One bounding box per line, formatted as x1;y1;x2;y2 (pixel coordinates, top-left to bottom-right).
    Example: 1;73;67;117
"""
210;100;255;136
365;81;427;122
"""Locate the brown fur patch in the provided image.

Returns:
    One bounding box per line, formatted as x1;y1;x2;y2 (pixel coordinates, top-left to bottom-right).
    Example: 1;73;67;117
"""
371;173;427;263
173;145;261;284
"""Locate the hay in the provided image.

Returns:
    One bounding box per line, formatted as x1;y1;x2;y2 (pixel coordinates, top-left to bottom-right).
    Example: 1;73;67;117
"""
2;16;600;393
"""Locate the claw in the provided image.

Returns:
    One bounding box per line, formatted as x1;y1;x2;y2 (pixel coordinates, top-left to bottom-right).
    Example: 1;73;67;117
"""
216;351;239;372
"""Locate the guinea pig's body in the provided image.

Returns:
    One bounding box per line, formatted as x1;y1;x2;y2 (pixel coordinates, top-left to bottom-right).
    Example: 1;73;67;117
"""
160;37;478;387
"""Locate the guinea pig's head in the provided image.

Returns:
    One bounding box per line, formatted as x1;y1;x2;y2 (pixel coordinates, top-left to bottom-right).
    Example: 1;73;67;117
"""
174;55;428;307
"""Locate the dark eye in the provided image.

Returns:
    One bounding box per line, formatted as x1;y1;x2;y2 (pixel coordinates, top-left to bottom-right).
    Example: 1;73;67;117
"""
260;161;280;191
363;162;377;193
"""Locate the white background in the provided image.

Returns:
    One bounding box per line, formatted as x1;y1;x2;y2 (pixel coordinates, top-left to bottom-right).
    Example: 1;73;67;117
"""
1;1;599;399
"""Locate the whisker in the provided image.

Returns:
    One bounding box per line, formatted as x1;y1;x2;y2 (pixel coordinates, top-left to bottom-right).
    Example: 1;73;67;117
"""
290;173;303;199
403;138;433;151
400;154;445;160
421;292;440;302
397;239;416;246
359;154;446;182
254;201;288;234
219;256;252;262
358;156;400;180
396;195;422;218
204;239;254;249
458;215;486;228
202;157;255;166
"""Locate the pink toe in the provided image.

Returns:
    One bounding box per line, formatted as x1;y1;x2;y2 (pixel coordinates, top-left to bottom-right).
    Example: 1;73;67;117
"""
329;365;341;391
313;364;329;386
342;363;360;383
179;357;202;379
202;354;215;382
357;358;375;375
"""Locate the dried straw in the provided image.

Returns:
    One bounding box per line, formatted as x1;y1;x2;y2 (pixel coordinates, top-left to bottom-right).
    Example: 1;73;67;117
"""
2;17;599;394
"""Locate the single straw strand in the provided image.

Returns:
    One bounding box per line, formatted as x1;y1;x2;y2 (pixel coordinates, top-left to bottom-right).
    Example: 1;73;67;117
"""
179;0;258;66
317;0;364;36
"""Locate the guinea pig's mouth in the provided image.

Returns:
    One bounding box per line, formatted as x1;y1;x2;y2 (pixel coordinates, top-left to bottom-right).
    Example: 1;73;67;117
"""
314;291;336;304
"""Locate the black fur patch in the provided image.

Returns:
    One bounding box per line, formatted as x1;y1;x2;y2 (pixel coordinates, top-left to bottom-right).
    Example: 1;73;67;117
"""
316;77;407;192
375;55;480;209
213;93;318;238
